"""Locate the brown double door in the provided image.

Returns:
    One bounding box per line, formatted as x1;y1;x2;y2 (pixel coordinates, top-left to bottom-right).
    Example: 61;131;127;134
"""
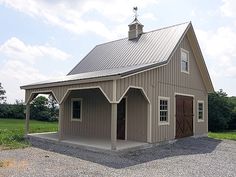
117;98;126;140
175;95;193;139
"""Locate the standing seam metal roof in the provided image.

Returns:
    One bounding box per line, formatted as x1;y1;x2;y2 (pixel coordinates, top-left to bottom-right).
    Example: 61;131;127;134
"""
68;22;190;75
21;22;192;89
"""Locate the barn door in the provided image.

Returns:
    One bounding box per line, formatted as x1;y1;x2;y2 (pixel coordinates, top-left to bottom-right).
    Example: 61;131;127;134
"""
176;95;193;139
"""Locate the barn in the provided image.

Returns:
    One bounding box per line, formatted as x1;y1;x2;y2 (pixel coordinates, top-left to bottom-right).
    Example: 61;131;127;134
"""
21;17;214;151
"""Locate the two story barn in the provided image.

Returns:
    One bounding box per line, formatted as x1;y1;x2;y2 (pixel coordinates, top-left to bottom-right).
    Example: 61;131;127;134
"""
21;18;214;151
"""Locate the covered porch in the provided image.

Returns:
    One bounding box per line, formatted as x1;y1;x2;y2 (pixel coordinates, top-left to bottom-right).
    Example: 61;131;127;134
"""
23;80;151;151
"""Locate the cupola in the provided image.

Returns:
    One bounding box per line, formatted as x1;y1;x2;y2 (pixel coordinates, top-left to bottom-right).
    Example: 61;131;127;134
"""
128;7;144;40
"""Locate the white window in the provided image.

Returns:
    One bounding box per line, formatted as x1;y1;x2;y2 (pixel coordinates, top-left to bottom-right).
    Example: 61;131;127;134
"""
197;100;204;122
181;48;189;73
71;98;82;121
158;97;170;125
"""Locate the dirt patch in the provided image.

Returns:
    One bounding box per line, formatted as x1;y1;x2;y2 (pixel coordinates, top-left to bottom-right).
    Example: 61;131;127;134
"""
0;159;14;168
0;159;28;169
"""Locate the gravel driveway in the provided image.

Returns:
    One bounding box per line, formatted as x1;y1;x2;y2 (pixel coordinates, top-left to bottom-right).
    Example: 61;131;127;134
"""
0;137;236;177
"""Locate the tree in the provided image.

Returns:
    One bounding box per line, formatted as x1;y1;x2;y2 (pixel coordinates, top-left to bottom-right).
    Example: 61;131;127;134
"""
48;94;59;121
208;89;234;131
228;96;236;130
30;96;51;121
0;83;6;103
12;99;25;119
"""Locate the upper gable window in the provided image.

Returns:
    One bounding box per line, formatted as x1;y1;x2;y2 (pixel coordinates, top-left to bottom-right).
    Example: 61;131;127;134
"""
181;48;189;74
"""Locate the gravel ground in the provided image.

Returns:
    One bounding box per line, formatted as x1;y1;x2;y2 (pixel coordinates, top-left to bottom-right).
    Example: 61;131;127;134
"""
0;137;236;177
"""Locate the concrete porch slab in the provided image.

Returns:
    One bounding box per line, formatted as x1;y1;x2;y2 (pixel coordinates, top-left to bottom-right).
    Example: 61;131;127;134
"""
27;132;150;153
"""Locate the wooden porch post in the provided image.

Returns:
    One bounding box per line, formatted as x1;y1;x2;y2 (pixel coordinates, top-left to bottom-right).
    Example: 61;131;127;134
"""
111;103;117;150
25;104;30;135
58;103;64;141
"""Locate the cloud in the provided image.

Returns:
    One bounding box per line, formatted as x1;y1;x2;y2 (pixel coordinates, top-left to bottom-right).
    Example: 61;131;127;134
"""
196;26;236;79
0;37;71;64
0;0;158;40
221;0;236;17
0;37;72;103
141;13;157;21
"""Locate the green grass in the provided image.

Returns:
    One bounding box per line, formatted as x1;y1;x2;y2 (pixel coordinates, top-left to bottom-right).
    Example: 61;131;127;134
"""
208;131;236;141
0;118;57;150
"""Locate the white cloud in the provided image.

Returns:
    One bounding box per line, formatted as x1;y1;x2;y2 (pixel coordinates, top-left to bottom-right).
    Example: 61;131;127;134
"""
0;37;71;64
0;59;47;103
221;0;236;17
141;13;157;21
196;26;236;82
190;10;196;17
0;0;158;40
0;37;72;103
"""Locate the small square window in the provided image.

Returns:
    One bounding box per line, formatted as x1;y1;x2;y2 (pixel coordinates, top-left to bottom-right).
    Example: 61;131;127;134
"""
159;97;170;125
71;98;82;121
197;101;204;122
181;49;189;73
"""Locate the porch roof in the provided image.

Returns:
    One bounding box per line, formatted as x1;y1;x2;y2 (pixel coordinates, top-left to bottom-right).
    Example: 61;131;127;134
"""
20;63;155;89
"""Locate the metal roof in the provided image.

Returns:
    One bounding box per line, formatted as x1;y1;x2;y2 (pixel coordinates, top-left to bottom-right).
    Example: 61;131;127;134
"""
68;22;190;75
21;22;191;89
22;63;152;88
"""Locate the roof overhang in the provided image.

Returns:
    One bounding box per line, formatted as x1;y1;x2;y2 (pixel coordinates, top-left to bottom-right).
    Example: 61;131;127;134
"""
20;75;120;90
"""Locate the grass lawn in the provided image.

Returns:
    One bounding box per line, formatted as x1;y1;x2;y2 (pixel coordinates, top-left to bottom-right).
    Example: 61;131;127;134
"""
208;131;236;141
0;118;57;150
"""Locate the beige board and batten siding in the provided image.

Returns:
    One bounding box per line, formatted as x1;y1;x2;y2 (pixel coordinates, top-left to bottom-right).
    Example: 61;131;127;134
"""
117;34;208;143
25;80;114;104
62;89;111;139
126;89;148;142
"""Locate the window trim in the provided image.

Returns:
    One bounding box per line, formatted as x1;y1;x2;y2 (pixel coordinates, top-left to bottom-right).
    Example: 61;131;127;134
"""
158;96;170;126
181;48;190;74
197;100;204;122
71;98;82;122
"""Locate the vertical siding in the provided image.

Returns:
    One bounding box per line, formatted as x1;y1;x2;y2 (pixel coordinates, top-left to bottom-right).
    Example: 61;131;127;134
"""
126;89;147;142
25;80;113;104
62;89;111;138
117;34;208;143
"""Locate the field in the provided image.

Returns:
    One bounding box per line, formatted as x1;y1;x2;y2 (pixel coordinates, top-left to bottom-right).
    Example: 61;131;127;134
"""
0;118;57;149
0;118;235;150
208;131;236;141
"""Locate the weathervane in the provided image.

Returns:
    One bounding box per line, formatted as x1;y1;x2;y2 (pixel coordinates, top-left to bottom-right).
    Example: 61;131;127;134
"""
133;6;138;19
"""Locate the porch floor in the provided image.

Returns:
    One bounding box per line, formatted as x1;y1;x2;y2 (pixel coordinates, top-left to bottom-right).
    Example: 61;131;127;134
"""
27;132;149;151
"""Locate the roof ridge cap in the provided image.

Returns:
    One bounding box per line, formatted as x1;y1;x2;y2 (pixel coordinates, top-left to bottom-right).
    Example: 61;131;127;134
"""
95;21;191;47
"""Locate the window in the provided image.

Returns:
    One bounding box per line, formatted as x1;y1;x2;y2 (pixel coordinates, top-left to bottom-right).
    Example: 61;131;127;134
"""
71;98;82;121
197;101;204;122
181;48;189;73
158;97;170;125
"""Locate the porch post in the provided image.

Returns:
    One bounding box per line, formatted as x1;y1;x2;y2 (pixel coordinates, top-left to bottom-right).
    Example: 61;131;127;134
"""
58;103;64;141
111;103;117;150
25;104;30;135
147;103;152;143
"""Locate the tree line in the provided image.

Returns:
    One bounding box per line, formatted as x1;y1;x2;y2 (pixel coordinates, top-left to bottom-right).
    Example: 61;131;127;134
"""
208;89;236;131
0;83;236;131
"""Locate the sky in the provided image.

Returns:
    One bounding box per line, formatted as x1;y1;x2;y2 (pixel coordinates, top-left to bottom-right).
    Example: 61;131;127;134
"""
0;0;236;103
